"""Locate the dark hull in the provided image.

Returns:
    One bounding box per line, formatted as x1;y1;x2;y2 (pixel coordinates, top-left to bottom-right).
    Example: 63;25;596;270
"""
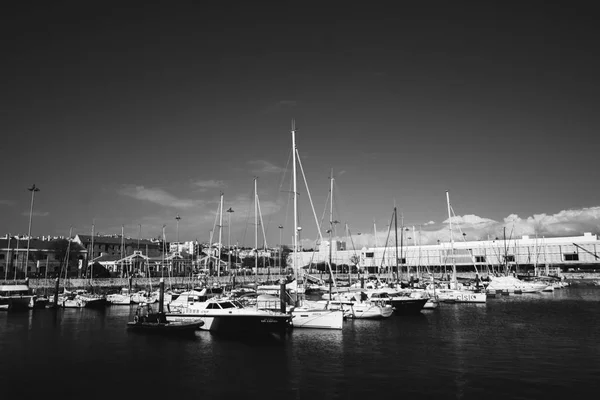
127;321;202;335
389;298;428;315
166;313;293;336
0;296;34;311
83;298;108;308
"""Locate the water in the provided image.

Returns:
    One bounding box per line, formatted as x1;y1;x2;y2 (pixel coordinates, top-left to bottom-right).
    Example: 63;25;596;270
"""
1;288;599;399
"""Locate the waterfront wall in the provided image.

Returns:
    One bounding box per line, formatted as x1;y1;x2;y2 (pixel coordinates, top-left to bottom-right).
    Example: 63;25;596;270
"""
8;271;600;294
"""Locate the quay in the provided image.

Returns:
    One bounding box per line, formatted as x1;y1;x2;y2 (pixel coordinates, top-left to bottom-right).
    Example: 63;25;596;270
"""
7;271;600;296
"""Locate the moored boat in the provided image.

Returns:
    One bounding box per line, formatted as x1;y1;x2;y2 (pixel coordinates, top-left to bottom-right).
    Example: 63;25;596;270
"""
127;279;203;334
165;297;293;336
0;283;36;311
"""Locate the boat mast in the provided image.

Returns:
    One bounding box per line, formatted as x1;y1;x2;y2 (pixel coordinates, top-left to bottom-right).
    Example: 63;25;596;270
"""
446;190;456;287
90;221;95;282
121;225;125;278
291;120;299;285
394;206;399;284
14;236;19;281
5;234;10;281
63;227;72;292
254;177;258;287
329;168;334;299
218;191;224;279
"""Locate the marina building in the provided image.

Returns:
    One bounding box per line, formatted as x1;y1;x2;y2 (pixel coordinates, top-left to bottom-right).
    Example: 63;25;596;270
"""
294;233;600;274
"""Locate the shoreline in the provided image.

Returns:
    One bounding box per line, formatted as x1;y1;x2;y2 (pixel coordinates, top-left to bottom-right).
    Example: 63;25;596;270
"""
3;272;599;295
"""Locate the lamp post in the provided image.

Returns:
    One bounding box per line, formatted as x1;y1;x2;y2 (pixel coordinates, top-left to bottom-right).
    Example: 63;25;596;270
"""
278;225;283;274
227;207;234;272
175;215;181;248
25;184;40;278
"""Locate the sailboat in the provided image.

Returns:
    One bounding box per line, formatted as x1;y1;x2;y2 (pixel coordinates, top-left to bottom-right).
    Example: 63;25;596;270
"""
315;170;393;319
285;121;344;329
426;191;486;303
371;206;429;314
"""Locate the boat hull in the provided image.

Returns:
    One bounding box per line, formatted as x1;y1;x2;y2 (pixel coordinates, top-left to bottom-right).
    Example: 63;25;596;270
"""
433;290;487;303
165;312;293;336
389;298;428;315
291;308;344;329
0;296;35;311
126;321;202;335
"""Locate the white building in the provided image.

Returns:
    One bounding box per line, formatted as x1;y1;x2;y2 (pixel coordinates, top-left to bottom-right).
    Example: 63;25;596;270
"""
293;232;600;273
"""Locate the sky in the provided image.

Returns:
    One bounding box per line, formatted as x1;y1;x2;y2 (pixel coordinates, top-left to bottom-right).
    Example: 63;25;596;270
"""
1;1;599;250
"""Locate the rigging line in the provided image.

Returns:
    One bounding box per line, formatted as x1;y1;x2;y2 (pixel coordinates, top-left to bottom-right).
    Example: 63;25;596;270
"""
332;180;345;237
295;148;336;287
449;204;479;273
319;190;331;240
378;211;395;271
295;148;324;243
256;195;269;249
239;180;255;249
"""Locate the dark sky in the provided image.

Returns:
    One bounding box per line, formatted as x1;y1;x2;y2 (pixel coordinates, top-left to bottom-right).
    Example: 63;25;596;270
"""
1;1;599;247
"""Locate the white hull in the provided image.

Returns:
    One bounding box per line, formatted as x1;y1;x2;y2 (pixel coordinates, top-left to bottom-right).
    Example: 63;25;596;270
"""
430;289;487;303
106;294;131;305
486;276;547;294
291;307;344;329
338;302;393;319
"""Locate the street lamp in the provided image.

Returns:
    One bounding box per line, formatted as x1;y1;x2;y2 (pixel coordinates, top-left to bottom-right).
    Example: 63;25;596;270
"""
25;184;40;278
175;215;181;246
227;207;234;272
278;225;283;274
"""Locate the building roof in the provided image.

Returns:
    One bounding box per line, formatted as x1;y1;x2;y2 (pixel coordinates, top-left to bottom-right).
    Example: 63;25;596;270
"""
75;235;161;247
0;238;86;252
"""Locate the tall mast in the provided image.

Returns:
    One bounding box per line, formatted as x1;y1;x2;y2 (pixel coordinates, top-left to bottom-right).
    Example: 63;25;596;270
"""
5;234;10;281
90;221;95;282
63;227;72;291
254;178;258;287
394;206;399;283
218;191;224;279
121;225;125;278
291;120;298;283
329;169;334;299
446;190;456;285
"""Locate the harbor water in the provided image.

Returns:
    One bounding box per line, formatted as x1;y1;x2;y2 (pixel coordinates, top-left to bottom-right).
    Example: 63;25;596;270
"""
1;287;599;399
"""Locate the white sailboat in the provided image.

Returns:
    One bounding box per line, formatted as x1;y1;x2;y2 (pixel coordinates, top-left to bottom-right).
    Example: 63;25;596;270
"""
426;191;487;303
287;121;344;329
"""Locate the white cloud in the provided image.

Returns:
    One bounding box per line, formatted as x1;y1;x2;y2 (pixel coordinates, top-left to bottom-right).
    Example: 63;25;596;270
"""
423;220;435;226
334;206;600;248
248;160;285;174
445;214;497;227
118;185;203;209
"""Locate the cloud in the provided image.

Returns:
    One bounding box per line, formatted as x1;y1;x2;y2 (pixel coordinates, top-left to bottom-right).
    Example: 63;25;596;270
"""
423;220;435;226
193;180;226;192
444;214;497;227
335;206;600;248
118;185;203;209
248;160;284;174
0;200;15;206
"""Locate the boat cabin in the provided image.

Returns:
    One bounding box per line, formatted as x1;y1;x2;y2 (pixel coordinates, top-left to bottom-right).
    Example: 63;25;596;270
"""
0;285;31;297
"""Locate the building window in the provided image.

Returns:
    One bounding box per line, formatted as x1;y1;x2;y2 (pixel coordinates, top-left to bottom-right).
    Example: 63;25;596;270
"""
398;258;406;264
475;256;486;263
503;255;515;263
564;253;579;261
0;254;4;260
365;252;374;258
